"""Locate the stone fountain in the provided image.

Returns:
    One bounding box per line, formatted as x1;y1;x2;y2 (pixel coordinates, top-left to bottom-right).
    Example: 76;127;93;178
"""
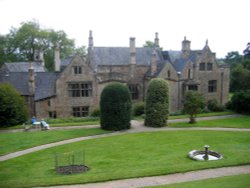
188;145;223;161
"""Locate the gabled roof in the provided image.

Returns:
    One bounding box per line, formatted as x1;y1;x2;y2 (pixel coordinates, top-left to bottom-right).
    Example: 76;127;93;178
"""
0;72;59;101
92;47;163;66
35;72;59;100
162;50;201;72
0;72;29;95
2;62;46;72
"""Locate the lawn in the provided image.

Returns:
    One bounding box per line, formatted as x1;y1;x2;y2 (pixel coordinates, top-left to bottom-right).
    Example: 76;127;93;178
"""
169;115;250;128
147;174;250;188
0;130;249;187
0;128;109;156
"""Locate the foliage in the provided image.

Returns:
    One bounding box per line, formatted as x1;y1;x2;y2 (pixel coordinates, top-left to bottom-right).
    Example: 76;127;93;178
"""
90;107;101;117
0;83;28;127
224;48;250;92
183;91;205;123
207;99;225;112
145;78;169;127
0;131;250;187
143;40;155;48
100;82;132;131
0;20;85;71
230;64;250;92
231;90;250;114
132;102;145;116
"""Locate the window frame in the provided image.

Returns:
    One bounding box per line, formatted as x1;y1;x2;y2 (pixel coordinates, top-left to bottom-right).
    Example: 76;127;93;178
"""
208;80;217;93
72;106;89;117
68;82;92;97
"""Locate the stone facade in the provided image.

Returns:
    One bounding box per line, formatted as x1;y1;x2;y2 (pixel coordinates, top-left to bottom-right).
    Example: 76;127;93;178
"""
0;32;230;119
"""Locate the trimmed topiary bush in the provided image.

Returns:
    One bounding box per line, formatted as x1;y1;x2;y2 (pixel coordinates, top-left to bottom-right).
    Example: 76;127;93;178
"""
0;83;28;127
132;102;145;116
231;90;250;114
145;78;169;127
100;82;132;131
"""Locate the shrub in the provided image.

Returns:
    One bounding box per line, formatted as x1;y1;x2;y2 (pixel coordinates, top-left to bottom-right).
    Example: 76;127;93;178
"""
90;107;101;117
207;99;225;112
0;83;28;127
231;90;250;114
132;102;145;116
145;78;169;127
100;82;132;131
183;90;205;123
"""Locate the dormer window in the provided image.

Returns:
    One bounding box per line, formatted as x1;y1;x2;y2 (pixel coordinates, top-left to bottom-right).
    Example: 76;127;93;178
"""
73;66;82;74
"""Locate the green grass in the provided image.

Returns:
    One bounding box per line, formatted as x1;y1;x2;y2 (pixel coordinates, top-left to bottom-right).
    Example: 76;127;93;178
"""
0;117;100;130
147;174;250;188
168;111;234;120
169;115;250;128
0;130;250;187
0;128;109;156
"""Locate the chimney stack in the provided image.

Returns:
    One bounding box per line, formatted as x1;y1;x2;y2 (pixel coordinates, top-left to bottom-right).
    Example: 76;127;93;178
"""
28;62;35;95
154;32;159;48
182;36;191;53
151;50;157;76
130;37;136;65
88;30;94;49
54;44;61;72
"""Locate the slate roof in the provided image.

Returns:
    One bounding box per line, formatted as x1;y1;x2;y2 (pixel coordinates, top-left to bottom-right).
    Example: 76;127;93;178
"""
0;72;59;101
2;62;46;72
35;72;59;100
0;72;29;95
162;50;201;72
92;47;163;66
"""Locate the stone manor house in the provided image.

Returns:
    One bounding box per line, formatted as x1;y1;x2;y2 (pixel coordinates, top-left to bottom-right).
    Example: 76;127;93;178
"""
0;31;230;119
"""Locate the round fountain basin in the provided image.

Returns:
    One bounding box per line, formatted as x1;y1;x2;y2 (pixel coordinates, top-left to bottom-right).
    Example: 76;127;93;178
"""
188;150;223;161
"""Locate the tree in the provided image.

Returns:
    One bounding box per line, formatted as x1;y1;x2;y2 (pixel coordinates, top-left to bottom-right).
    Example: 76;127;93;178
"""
145;78;169;127
100;82;132;131
0;20;77;71
183;91;205;124
0;83;28;127
143;40;155;48
231;90;250;114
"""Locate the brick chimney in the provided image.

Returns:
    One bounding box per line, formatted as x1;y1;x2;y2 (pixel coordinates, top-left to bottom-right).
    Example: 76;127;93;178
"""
54;44;61;72
154;32;159;48
151;50;157;76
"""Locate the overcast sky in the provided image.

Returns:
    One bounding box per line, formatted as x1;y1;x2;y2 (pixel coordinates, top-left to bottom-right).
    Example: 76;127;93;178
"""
0;0;249;58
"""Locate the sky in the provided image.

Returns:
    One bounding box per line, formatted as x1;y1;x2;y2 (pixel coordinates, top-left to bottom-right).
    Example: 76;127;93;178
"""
0;0;249;58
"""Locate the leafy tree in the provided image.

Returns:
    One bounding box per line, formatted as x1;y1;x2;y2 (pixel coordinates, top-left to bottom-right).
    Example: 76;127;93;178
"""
183;91;205;124
145;78;169;127
231;90;250;114
0;83;28;127
0;20;78;71
100;82;132;131
143;40;155;48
